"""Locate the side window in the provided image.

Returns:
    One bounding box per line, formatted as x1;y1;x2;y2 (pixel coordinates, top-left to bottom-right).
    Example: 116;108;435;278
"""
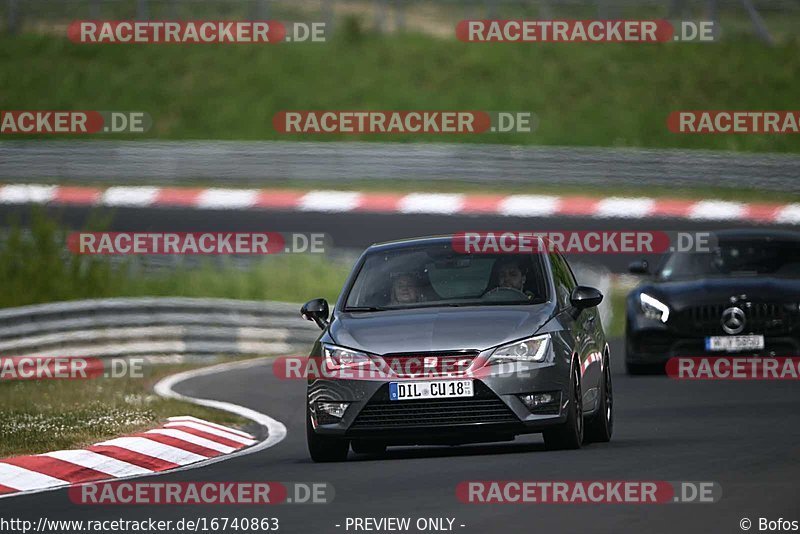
549;252;575;310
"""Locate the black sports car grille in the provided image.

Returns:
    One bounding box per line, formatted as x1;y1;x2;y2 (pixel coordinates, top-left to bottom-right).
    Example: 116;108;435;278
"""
676;302;798;336
350;382;518;430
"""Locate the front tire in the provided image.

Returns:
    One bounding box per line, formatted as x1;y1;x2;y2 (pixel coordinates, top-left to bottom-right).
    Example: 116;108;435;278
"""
543;361;583;450
585;354;613;443
307;410;349;462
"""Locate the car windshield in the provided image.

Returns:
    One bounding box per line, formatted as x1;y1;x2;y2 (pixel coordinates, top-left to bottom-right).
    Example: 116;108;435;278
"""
658;240;800;281
344;244;550;310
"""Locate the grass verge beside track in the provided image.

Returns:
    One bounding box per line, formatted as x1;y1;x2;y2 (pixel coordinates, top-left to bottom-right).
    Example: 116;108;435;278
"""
0;211;350;310
0;33;799;152
0;361;255;458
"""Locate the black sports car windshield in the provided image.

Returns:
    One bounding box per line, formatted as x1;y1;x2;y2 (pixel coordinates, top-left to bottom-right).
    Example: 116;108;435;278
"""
658;240;800;280
344;244;549;310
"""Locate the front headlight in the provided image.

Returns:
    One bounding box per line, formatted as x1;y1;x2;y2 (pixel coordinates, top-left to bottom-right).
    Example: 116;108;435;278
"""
640;293;670;323
322;344;373;369
488;334;551;365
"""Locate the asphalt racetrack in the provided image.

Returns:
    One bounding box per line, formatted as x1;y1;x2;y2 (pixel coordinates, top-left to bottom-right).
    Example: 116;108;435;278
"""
2;345;799;533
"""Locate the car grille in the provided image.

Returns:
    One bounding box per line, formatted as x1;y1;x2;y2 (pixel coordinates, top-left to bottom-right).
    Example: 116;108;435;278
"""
350;382;518;430
675;302;798;336
378;351;477;378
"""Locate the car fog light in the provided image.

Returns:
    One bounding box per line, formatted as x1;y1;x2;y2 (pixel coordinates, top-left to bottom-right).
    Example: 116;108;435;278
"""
519;392;560;414
316;401;349;420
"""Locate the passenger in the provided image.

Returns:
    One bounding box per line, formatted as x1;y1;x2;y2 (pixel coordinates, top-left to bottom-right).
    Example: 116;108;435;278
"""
390;273;422;304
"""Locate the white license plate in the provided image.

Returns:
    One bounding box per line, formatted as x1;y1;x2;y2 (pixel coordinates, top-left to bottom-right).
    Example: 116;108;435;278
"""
389;379;473;401
705;335;765;352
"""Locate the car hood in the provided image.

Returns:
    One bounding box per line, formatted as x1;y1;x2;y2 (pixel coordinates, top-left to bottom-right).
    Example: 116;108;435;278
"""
328;305;554;354
640;277;800;308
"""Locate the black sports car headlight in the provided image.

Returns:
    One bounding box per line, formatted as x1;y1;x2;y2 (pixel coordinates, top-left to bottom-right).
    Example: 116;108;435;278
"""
639;293;670;323
488;334;551;365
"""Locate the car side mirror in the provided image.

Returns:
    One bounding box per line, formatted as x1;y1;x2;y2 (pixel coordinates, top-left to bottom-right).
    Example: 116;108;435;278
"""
628;260;650;275
570;286;603;311
301;298;329;330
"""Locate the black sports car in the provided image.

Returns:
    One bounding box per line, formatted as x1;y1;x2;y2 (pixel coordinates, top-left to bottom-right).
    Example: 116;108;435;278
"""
625;229;800;374
300;235;612;462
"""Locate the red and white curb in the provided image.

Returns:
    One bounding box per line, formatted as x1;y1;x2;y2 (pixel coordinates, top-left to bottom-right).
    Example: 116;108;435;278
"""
0;416;254;497
0;358;287;499
1;183;799;224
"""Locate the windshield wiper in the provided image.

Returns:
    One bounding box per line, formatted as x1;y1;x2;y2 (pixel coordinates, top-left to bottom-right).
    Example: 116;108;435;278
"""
344;306;388;312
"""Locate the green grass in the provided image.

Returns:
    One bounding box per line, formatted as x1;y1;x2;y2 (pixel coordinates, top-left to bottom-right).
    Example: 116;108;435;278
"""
0;210;350;309
0;32;799;152
0;361;255;457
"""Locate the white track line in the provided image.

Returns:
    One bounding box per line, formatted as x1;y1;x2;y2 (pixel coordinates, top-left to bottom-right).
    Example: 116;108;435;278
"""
0;357;286;500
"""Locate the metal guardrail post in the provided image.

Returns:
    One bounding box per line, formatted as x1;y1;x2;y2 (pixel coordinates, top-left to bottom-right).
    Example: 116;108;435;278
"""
485;0;497;19
597;0;608;19
739;0;774;45
6;0;19;34
374;0;387;33
395;0;405;32
539;0;553;20
258;0;269;19
706;0;720;40
323;0;335;34
136;0;149;20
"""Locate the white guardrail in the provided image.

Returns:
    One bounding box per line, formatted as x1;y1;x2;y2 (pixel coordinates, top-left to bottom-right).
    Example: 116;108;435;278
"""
0;298;320;358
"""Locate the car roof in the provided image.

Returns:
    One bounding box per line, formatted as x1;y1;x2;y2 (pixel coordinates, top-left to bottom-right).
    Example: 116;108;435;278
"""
366;235;458;253
366;234;554;254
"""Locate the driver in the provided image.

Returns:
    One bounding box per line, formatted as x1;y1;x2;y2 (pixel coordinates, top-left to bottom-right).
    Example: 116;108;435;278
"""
390;272;422;304
496;258;526;291
484;258;535;301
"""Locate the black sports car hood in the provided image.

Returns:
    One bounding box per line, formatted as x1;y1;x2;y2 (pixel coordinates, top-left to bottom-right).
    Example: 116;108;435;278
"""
639;277;800;308
328;305;555;355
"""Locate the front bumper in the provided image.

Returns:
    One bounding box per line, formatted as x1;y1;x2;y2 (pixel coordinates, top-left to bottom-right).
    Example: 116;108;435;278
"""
308;360;571;445
626;320;800;364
